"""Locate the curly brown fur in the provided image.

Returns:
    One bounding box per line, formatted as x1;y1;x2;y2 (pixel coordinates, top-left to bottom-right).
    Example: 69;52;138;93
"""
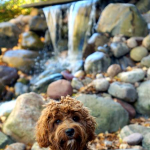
36;96;96;150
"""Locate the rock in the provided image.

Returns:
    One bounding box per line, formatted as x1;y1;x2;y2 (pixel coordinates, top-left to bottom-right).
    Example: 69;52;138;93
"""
112;35;126;43
84;52;111;74
127;37;138;48
32;73;63;93
92;78;109;92
44;30;52;48
2;49;39;74
29;16;47;33
0;22;20;48
141;55;150;67
61;70;74;81
118;69;145;83
2;93;45;145
120;124;150;139
0;131;14;149
110;42;130;58
83;33;109;58
107;64;122;78
76;94;129;133
0;82;6;100
135;80;150;116
147;68;150;78
5;143;26;150
108;82;137;103
21;15;33;24
74;70;85;79
82;77;92;86
71;78;84;90
47;79;73;100
31;142;49;150
0;66;18;86
123;133;143;145
96;3;148;37
142;34;150;50
130;46;148;61
115;99;136;119
142;132;150;150
96;73;104;79
21;31;44;51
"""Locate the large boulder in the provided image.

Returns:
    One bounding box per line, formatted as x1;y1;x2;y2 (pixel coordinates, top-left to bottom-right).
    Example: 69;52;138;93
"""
135;80;150;116
76;94;129;133
96;4;148;37
0;22;20;48
2;49;39;74
84;52;111;74
2;93;45;145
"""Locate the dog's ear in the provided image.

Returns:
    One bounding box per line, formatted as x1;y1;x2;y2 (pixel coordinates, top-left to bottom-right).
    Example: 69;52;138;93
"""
36;109;50;148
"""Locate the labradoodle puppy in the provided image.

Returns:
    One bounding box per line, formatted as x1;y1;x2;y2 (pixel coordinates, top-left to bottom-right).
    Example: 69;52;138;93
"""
36;96;96;150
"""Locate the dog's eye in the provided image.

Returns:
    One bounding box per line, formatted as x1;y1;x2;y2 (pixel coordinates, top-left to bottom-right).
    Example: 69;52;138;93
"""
55;119;61;124
72;116;80;122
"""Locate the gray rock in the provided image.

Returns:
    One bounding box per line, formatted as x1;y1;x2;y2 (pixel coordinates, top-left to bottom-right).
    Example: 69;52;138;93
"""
130;46;148;61
147;67;150;78
31;142;49;150
127;37;138;49
71;78;84;90
76;94;129;133
5;143;26;150
135;80;150;116
118;69;145;83
32;73;63;93
0;131;14;149
141;55;150;67
21;31;44;51
84;52;111;74
142;132;150;150
29;16;47;33
2;93;45;145
96;3;148;37
108;82;137;102
123;133;143;145
0;22;20;48
2;49;39;74
120;124;150;139
142;34;150;50
110;42;130;58
92;78;109;92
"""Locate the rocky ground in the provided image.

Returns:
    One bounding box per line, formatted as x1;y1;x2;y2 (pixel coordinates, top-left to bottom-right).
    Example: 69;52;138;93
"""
0;1;150;150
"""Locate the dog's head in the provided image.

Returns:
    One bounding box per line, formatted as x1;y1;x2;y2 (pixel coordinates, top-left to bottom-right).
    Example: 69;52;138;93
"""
36;96;96;150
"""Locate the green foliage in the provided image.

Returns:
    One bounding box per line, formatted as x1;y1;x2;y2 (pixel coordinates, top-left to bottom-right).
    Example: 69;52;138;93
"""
0;0;31;22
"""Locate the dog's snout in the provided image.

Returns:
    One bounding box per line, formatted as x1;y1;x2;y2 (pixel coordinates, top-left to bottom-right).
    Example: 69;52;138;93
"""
65;128;75;137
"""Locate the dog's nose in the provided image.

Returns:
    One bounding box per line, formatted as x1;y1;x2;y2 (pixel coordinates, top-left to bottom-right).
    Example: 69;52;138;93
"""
65;128;75;137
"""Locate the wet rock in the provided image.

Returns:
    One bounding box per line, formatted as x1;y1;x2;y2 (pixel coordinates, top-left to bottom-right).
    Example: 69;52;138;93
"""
123;133;143;145
142;132;150;150
0;66;19;86
31;142;49;150
21;31;44;51
142;34;150;50
110;42;130;58
135;80;150;116
29;16;47;33
61;70;74;81
47;79;73;100
71;78;84;90
76;94;129;133
141;55;150;67
5;143;26;150
120;124;150;139
0;22;20;48
92;78;109;92
83;33;109;58
96;3;148;37
32;73;63;93
127;37;138;48
115;99;136;119
130;46;148;61
2;49;39;74
118;69;145;83
2;93;45;145
84;52;111;74
108;82;137;103
0;131;14;149
107;64;122;78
